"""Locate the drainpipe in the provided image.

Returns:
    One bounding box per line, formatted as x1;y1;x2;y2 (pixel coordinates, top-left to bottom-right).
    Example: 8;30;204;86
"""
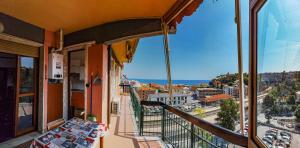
235;0;245;135
55;29;63;51
162;23;173;102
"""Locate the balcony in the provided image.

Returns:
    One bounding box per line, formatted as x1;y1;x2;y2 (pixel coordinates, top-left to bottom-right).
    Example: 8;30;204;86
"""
123;85;248;148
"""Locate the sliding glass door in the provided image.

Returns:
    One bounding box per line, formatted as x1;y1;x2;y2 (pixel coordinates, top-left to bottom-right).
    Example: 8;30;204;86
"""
0;53;17;142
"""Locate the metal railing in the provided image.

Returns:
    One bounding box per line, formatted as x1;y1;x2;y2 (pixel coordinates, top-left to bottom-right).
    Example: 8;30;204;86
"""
127;85;248;147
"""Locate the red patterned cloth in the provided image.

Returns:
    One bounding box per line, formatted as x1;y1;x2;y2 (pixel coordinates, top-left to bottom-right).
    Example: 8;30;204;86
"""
31;118;108;148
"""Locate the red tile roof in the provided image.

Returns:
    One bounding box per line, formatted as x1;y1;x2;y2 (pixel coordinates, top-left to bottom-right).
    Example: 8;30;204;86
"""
204;94;232;103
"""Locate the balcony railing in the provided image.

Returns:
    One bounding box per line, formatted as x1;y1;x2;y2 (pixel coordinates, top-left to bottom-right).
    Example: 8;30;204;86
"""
126;85;248;148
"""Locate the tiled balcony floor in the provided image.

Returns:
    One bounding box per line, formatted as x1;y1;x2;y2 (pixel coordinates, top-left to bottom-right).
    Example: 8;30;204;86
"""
104;95;163;148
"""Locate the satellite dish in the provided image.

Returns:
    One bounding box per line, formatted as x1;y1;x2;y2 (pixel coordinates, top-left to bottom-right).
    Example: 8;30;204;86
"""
0;22;4;33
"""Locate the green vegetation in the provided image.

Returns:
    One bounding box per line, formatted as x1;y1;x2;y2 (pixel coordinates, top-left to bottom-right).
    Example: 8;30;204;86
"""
295;105;300;120
260;79;300;124
216;99;239;131
210;73;248;88
262;81;299;117
194;107;206;118
199;83;209;88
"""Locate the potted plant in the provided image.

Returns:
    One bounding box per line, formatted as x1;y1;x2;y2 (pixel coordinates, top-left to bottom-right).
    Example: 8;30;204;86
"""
87;114;97;122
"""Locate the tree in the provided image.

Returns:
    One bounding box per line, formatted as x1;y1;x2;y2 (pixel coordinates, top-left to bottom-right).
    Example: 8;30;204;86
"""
262;95;275;110
295;105;300;120
287;95;296;105
265;109;272;124
199;83;209;88
216;99;239;131
194;107;206;118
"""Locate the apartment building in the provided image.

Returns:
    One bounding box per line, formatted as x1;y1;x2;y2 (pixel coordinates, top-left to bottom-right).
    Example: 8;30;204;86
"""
197;88;223;98
148;93;193;106
137;87;157;101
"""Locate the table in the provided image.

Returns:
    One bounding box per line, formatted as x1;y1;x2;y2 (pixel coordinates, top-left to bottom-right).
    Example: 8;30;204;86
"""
31;118;108;148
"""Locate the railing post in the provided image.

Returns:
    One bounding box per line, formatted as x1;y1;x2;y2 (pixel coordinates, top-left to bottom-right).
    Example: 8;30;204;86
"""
161;105;166;141
190;124;195;148
139;106;144;136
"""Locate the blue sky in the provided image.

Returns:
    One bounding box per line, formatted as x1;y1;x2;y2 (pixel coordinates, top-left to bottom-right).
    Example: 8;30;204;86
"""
124;0;249;80
257;0;300;73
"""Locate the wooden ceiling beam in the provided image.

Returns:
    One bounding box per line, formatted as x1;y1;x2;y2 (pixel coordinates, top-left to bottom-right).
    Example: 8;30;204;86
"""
64;18;164;46
163;0;203;26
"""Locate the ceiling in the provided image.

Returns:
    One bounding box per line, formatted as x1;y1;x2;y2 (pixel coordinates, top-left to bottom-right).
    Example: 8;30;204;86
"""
0;0;176;34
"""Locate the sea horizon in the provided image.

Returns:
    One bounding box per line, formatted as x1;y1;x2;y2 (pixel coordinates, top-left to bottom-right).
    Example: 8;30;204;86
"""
129;78;210;86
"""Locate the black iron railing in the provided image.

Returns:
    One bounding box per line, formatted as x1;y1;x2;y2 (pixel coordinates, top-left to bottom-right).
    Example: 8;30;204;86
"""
127;85;248;148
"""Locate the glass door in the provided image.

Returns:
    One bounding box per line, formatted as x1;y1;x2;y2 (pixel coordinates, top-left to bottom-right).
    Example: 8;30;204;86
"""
15;56;37;135
0;53;17;142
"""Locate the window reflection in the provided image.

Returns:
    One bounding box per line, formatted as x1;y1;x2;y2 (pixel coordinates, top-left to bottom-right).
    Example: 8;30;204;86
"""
20;57;34;93
257;0;300;147
17;96;33;130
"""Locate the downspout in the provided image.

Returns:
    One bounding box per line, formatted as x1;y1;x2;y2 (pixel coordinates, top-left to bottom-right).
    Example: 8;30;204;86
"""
162;23;173;102
55;28;63;51
235;0;245;135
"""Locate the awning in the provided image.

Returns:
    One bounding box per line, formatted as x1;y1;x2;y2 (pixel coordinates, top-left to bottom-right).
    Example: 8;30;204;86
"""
0;0;176;34
111;39;139;65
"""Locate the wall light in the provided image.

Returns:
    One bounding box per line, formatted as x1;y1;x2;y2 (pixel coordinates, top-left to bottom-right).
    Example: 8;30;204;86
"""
0;22;4;33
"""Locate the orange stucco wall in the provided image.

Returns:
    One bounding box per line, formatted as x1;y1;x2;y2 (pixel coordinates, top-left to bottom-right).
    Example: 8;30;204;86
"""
44;30;64;127
87;44;108;123
42;30;53;130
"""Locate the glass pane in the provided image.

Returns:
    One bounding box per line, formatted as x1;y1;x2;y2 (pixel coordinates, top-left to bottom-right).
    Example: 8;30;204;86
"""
17;96;34;130
0;53;17;142
257;0;300;147
20;57;35;93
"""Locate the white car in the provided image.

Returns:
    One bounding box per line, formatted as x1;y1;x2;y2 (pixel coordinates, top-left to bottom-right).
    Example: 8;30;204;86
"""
281;135;291;142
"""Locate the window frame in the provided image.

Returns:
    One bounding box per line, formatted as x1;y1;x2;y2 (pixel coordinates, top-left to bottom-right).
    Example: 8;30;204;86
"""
249;0;268;147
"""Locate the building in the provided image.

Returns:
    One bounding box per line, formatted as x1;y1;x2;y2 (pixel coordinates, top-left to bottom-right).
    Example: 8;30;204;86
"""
197;88;223;98
148;83;161;89
148;93;193;106
164;85;190;94
203;94;233;106
137;87;157;101
223;85;248;98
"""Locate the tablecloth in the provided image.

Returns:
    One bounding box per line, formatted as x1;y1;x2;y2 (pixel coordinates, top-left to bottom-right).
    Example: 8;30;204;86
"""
31;118;108;148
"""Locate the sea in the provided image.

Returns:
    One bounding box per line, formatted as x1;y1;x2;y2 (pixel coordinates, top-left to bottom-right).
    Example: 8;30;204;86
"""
129;79;210;86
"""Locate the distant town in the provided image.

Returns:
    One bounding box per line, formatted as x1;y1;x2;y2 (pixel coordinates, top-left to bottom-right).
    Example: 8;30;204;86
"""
127;73;248;132
125;70;300;147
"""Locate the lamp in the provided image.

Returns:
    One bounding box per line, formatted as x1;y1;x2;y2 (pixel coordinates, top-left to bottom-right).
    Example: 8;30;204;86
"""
87;72;101;122
0;22;4;33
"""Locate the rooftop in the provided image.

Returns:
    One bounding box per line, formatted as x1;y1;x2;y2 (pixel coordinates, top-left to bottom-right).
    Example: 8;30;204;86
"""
204;94;233;103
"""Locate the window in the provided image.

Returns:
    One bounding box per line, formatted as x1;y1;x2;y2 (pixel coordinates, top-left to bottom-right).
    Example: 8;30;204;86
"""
20;57;35;93
256;0;300;147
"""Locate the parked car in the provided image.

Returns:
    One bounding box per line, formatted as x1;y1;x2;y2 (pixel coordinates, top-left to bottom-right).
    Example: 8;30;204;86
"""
278;138;290;147
282;135;291;142
262;137;273;146
286;123;294;128
280;131;292;138
264;135;275;141
266;129;278;135
285;112;294;117
262;140;273;148
265;133;277;140
274;141;285;148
